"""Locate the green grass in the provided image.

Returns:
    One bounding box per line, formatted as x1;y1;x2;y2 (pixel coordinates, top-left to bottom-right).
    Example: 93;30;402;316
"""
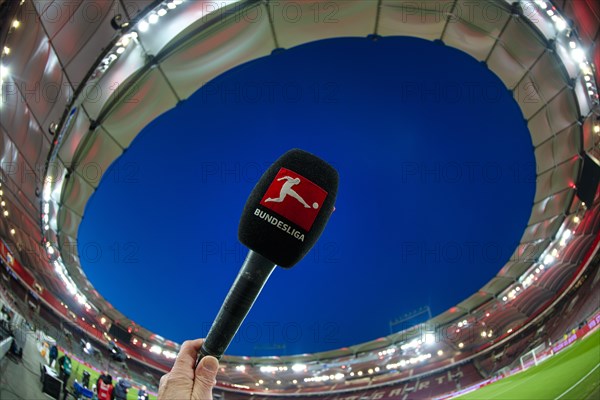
56;350;157;400
458;329;600;400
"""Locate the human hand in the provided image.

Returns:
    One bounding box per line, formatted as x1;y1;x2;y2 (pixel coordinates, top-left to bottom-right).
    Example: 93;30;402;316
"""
158;339;219;400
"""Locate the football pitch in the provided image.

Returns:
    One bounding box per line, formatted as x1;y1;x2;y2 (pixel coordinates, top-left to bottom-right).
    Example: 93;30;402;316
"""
457;328;600;400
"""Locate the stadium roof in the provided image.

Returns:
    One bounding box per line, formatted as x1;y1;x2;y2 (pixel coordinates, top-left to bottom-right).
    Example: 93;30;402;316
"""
1;0;599;366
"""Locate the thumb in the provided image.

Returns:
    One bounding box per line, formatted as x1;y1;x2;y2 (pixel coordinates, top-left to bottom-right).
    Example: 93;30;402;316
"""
192;356;219;400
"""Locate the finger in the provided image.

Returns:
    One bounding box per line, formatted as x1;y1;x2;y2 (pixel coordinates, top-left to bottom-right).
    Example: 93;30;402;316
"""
171;339;204;381
159;339;204;400
192;356;219;400
157;373;169;399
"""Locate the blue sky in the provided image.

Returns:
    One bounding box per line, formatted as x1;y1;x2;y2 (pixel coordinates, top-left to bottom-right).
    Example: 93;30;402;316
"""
79;36;535;357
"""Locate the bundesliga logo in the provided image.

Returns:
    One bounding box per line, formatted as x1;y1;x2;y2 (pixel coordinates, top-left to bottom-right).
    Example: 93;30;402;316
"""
259;167;328;232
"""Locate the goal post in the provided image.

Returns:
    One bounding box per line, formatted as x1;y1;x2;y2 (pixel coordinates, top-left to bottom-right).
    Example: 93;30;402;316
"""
519;343;550;370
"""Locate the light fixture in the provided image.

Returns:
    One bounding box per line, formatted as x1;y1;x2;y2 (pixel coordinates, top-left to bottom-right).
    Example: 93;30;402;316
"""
571;48;585;63
12;20;20;29
580;63;592;75
555;19;567;31
157;8;167;17
0;64;8;79
116;47;125;54
150;344;162;354
110;14;130;30
138;21;149;32
291;364;306;372
2;46;9;55
10;228;16;235
49;122;58;136
167;2;176;9
424;332;435;345
163;350;177;359
148;14;159;24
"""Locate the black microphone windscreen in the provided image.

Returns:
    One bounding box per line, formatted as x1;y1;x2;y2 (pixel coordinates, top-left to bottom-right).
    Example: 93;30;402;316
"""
238;149;339;268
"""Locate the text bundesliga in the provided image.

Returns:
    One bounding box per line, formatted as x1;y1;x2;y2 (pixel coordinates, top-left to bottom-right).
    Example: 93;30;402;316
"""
254;208;305;242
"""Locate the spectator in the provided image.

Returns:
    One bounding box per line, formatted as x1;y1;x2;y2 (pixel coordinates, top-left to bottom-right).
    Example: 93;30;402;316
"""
57;353;72;384
96;374;114;400
49;344;58;368
82;371;91;389
114;377;131;400
57;353;72;400
138;385;149;400
96;371;109;390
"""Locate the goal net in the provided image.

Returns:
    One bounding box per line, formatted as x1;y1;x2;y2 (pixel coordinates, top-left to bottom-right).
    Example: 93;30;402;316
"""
519;343;551;370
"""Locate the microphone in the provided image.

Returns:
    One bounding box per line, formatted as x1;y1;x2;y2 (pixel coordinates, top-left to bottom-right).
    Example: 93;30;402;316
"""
197;149;339;362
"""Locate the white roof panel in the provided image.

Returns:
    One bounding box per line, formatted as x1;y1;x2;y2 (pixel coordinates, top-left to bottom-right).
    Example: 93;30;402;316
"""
161;4;276;101
75;128;123;189
444;18;496;61
101;69;179;149
274;0;378;48
61;171;95;217
379;0;447;41
487;41;528;89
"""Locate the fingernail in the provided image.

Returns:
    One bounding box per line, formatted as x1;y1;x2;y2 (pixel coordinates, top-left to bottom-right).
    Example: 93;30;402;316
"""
202;356;218;373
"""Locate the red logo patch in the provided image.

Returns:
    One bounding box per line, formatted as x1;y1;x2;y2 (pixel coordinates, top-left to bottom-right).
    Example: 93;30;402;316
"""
260;167;328;231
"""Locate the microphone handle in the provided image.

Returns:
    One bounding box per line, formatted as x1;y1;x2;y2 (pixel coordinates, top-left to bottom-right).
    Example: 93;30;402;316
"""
197;250;276;363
